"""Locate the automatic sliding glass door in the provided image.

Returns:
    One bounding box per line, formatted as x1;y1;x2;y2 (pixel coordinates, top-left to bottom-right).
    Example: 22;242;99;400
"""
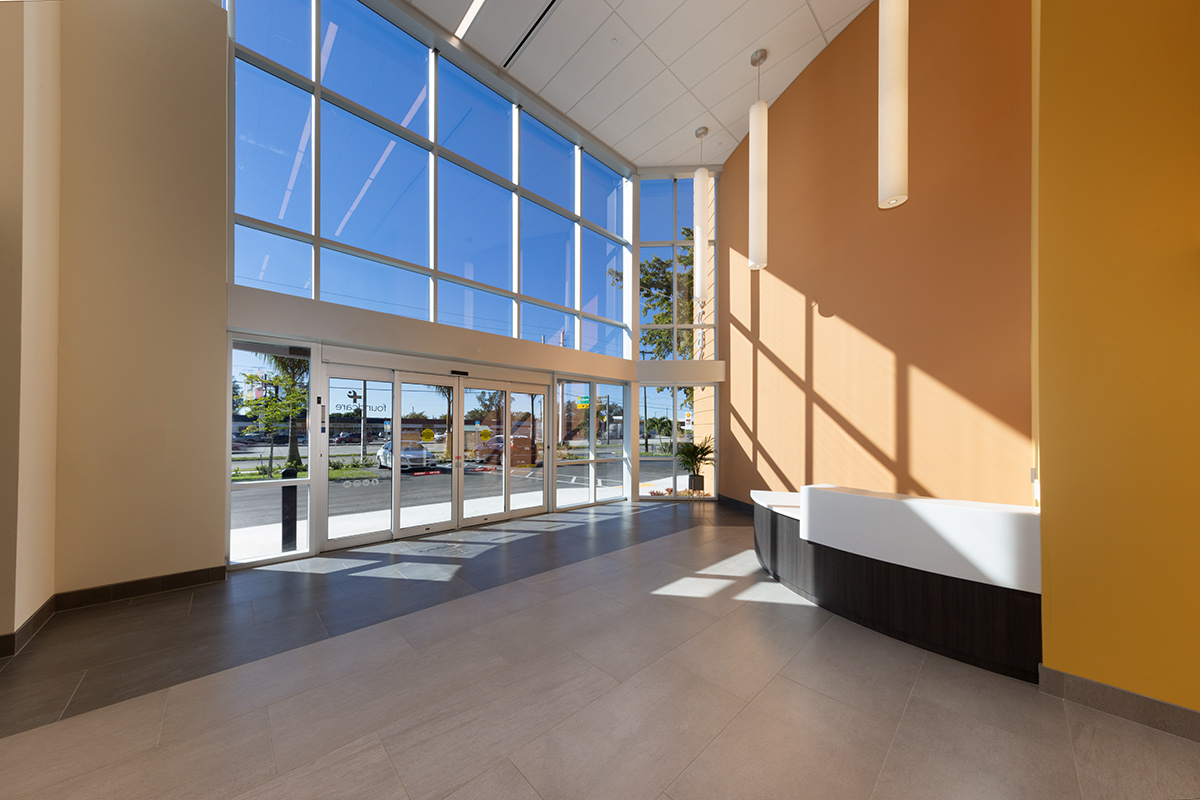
314;369;549;549
396;378;456;535
326;371;394;543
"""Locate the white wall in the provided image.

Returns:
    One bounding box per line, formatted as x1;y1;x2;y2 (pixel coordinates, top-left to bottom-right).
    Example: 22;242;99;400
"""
55;0;228;592
15;1;61;626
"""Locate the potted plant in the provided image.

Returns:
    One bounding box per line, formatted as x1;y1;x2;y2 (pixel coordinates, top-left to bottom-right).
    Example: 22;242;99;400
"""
676;436;715;492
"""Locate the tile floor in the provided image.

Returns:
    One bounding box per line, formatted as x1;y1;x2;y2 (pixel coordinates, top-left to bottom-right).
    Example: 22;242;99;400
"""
2;502;1200;799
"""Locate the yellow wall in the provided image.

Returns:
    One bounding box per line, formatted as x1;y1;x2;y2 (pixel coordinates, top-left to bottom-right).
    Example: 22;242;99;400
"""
54;0;228;593
1038;0;1200;711
719;0;1034;507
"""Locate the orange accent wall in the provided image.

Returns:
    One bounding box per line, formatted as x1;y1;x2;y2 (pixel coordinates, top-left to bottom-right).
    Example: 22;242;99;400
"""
719;0;1033;507
1038;0;1200;711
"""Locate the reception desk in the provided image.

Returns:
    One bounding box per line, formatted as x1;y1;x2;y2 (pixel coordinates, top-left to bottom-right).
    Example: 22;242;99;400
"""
752;486;1041;681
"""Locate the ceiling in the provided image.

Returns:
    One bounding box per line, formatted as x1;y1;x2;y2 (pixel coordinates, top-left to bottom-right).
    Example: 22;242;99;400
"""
403;0;872;170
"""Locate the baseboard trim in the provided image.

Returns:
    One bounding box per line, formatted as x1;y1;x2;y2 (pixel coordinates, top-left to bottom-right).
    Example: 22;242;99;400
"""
56;566;227;611
717;494;754;514
0;594;57;657
1040;664;1200;744
1;565;226;657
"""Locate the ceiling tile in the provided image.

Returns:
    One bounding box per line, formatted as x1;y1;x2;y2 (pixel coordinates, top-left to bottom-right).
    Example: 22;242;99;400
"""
645;0;750;67
822;2;869;41
507;0;612;92
809;0;867;30
464;0;548;65
726;112;750;142
668;0;799;89
592;70;688;145
538;14;639;111
567;45;666;130
615;93;705;160
612;0;688;39
409;0;472;35
690;5;821;107
706;35;826;125
637;112;718;165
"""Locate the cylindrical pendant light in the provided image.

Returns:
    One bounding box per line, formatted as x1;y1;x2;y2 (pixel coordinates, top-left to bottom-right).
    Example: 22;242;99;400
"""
878;0;908;208
749;49;768;270
693;127;709;318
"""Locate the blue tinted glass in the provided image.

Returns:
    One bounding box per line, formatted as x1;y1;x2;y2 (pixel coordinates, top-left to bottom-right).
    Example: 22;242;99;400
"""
322;103;429;266
438;159;512;290
520;200;574;308
234;225;312;297
581;153;623;237
582;319;624;358
638;246;672;325
676;178;693;238
438;60;512;178
236;0;311;77
321;248;430;319
438;281;512;337
321;0;429;137
639;179;673;242
235;60;313;233
521;303;575;349
581;230;623;323
520;113;573;209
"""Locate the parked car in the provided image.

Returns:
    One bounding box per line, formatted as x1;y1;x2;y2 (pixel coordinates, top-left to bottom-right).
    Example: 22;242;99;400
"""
377;441;438;471
473;435;537;466
333;432;361;444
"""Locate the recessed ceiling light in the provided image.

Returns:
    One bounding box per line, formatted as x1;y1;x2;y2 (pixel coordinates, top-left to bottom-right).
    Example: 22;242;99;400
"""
455;0;487;38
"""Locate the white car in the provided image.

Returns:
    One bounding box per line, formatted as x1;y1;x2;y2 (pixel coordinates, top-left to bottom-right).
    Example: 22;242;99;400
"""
376;441;438;471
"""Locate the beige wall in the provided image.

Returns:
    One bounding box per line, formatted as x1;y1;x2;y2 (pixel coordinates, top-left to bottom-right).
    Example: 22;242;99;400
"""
1038;0;1200;711
718;0;1033;507
55;0;228;592
15;1;61;626
0;4;24;634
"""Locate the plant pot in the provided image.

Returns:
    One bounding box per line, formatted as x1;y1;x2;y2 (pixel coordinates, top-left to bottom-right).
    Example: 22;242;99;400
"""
688;474;705;491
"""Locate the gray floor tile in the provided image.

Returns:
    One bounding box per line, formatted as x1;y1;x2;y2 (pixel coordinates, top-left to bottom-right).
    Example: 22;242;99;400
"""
518;554;629;597
913;652;1072;749
232;733;408;800
0;669;84;738
160;620;413;743
21;708;275;800
780;617;926;724
0;690;167;800
379;649;617;800
562;595;717;681
511;658;745;800
667;675;895;800
871;696;1081;800
1067;700;1200;800
268;632;508;774
471;587;629;664
391;580;547;650
666;597;828;700
443;760;542;800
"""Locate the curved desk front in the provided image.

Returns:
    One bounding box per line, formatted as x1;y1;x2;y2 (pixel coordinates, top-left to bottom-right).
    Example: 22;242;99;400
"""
752;486;1041;682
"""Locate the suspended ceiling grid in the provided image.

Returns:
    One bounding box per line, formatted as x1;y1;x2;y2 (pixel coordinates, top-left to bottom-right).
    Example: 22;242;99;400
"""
404;0;872;169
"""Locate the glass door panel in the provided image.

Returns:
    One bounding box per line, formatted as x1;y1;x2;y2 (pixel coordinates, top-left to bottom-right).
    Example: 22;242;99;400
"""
327;376;393;540
230;340;312;564
509;391;544;511
462;386;507;521
398;381;456;533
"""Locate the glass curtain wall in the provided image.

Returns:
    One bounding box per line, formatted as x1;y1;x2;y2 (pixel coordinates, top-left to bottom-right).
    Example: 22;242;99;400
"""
556;379;628;508
638;385;717;498
231;0;631;355
637;177;717;360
